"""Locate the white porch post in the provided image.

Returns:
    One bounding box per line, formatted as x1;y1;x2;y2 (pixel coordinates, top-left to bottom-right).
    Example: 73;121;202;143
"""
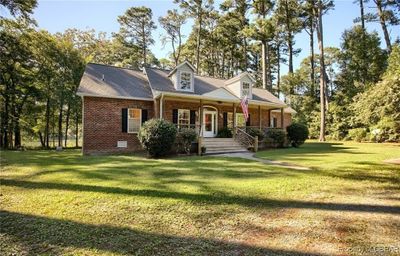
280;108;284;128
232;103;236;138
159;94;164;120
198;100;203;155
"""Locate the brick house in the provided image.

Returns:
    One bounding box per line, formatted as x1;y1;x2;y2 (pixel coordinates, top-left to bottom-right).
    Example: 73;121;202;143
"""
77;61;295;155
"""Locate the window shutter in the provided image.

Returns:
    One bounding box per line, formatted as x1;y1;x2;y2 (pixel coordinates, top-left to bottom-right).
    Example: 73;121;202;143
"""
223;112;228;128
190;110;196;126
172;109;178;124
246;114;251;127
141;109;148;124
122;108;128;133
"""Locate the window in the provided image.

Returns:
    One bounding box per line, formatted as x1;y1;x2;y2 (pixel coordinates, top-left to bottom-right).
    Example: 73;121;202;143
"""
128;108;141;133
242;82;251;98
236;113;246;127
178;109;190;128
271;117;277;128
179;71;192;91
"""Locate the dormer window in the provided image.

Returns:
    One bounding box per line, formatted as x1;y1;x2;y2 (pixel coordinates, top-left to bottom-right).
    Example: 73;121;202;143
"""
179;71;193;91
241;82;251;98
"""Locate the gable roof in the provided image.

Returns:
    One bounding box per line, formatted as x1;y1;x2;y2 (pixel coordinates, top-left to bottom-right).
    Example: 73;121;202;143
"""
77;63;153;100
77;63;287;108
168;61;196;77
224;72;256;85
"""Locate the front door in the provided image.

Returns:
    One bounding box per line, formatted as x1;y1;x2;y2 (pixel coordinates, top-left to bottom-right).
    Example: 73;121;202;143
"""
203;111;217;137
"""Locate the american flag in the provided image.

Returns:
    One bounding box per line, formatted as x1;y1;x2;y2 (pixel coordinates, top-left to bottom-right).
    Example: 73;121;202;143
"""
240;95;249;121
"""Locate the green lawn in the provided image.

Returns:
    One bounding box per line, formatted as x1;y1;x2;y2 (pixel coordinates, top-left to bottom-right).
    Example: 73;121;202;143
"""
1;142;399;255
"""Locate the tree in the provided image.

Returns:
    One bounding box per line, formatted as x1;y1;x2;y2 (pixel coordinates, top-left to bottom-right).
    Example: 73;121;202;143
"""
316;0;327;141
117;6;156;67
0;0;37;20
174;0;214;73
364;0;399;52
248;0;275;91
159;9;186;66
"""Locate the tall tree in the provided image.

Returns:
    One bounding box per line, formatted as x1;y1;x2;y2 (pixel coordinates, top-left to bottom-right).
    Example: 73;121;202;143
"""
159;9;186;66
117;6;156;67
316;0;326;141
364;0;399;53
249;0;274;91
174;0;214;73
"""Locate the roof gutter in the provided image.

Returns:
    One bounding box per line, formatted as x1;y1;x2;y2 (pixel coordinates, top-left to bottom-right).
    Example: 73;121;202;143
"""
153;91;286;108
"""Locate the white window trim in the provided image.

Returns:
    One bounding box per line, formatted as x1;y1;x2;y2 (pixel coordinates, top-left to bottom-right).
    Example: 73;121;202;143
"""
177;71;194;92
128;108;142;134
241;81;252;99
178;109;190;128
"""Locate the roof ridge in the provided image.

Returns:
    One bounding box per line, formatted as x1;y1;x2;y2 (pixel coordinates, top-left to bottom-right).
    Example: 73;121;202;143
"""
87;62;142;72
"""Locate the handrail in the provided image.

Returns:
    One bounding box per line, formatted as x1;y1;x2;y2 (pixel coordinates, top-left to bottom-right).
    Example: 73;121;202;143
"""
234;127;258;151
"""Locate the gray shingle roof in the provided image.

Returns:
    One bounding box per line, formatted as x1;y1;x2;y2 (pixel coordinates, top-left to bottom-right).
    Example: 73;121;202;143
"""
77;63;287;108
77;63;153;99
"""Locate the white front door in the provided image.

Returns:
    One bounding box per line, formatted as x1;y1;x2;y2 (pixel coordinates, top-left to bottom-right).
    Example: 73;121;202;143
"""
203;111;217;137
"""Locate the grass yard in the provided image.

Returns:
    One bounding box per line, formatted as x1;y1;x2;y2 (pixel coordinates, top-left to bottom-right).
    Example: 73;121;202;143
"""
1;142;399;255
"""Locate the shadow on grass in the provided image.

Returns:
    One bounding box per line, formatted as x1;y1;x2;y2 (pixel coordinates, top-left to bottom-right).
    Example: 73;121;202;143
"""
0;210;323;256
2;179;399;215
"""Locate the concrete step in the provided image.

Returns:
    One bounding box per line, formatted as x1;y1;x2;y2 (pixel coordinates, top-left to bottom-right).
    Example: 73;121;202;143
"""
203;149;249;155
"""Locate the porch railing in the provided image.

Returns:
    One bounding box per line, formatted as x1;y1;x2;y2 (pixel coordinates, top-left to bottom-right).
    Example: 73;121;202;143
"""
234;127;258;152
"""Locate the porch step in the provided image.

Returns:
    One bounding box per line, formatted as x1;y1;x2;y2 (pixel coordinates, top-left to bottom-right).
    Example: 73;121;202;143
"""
202;137;249;155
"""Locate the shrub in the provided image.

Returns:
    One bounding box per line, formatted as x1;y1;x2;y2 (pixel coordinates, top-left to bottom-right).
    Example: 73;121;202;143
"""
370;117;400;142
286;123;309;147
216;127;233;138
265;128;286;148
176;128;197;154
246;127;264;140
138;119;177;157
347;128;367;142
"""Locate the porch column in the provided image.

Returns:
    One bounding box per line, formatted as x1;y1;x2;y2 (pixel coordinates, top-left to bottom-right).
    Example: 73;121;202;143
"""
159;95;164;120
198;100;203;155
232;103;236;138
280;108;284;128
268;109;272;127
154;99;159;119
258;105;262;129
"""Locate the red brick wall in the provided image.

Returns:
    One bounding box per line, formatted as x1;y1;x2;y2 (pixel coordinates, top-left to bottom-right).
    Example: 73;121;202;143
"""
82;96;291;154
270;112;292;129
83;97;154;155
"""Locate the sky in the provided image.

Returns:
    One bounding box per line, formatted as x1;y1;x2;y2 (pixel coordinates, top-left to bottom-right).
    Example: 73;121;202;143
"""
2;0;399;75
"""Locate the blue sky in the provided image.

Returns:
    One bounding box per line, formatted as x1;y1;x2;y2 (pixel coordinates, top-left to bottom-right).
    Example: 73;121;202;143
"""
4;0;399;75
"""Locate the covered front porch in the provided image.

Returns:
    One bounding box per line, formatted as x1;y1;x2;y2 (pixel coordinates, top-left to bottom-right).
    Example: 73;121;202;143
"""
153;93;289;154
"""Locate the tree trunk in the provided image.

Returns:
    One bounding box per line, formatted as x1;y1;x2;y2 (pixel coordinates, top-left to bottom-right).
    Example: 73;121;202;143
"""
64;102;71;147
317;0;326;142
276;42;281;97
359;0;365;30
2;93;10;149
310;19;316;98
261;40;268;90
375;0;391;52
75;111;79;148
58;98;64;147
38;131;45;148
195;9;203;73
13;114;21;148
45;97;50;148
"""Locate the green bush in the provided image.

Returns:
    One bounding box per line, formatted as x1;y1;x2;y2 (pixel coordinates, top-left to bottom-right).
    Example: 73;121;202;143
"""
246;127;264;140
286;123;309;147
216;127;233;138
265;128;286;148
347;128;367;142
176;128;198;154
370;117;400;142
138;119;177;157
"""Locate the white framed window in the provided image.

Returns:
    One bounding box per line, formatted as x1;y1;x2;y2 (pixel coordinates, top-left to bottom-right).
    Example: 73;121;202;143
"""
236;113;246;127
179;71;193;91
178;109;190;128
128;108;141;133
241;82;251;98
